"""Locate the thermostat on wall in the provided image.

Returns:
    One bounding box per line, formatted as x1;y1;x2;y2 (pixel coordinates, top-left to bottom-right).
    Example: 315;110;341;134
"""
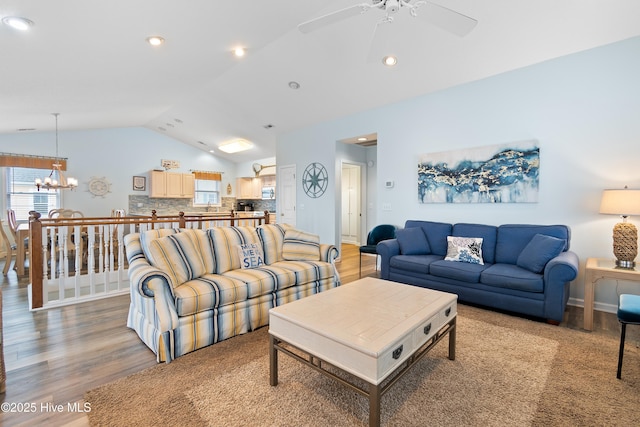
385;180;394;188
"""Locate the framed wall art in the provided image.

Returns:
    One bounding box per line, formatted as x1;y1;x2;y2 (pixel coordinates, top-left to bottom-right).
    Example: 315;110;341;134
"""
418;140;539;203
133;175;146;191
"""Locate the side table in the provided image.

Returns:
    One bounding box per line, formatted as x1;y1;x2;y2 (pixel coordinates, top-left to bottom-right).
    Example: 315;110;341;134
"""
584;258;640;331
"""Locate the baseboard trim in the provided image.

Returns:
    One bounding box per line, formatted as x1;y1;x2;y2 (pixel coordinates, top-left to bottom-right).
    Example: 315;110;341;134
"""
568;297;617;314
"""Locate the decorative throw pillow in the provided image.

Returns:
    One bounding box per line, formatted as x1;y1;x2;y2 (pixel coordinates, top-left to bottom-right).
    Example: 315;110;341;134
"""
208;226;261;273
140;228;178;261
396;228;431;255
444;236;484;265
236;243;265;269
516;233;566;273
146;229;208;287
257;223;293;265
282;228;320;261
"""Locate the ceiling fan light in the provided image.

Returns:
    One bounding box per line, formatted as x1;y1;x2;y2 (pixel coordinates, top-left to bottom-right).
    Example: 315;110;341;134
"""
382;55;397;66
218;139;253;154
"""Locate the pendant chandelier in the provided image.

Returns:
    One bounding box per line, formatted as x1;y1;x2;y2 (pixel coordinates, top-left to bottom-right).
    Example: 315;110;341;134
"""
35;113;78;191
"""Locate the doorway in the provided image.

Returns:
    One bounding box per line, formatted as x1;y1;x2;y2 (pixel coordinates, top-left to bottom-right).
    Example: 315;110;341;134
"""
278;164;296;226
341;162;362;245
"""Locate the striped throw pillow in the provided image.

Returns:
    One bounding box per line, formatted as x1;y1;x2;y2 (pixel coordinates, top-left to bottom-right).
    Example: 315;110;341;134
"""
140;228;178;261
282;229;320;261
257;223;292;265
146;229;209;287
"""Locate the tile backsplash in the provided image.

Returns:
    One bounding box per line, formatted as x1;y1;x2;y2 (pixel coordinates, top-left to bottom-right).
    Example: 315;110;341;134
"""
128;195;275;216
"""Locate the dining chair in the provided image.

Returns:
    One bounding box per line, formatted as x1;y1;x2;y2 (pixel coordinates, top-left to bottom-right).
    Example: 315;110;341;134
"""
359;224;397;277
0;220;16;275
617;293;640;379
6;209;27;267
6;209;20;241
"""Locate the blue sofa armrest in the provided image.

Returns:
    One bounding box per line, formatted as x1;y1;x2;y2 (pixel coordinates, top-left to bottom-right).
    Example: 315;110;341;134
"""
544;251;579;281
543;250;579;321
377;239;400;279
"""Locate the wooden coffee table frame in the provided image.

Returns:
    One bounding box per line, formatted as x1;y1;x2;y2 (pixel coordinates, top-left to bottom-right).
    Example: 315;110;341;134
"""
269;316;456;427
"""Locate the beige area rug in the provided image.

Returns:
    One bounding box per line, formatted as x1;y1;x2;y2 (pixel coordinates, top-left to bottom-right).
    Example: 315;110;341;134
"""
85;305;640;426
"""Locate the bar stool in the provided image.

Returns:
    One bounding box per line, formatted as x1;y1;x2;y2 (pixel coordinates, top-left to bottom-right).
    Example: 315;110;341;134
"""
616;293;640;379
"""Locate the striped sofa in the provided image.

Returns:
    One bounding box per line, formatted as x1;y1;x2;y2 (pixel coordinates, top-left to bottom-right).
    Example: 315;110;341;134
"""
125;223;340;362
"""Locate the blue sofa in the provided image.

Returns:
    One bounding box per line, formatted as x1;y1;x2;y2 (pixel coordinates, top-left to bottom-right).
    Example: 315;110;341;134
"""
377;220;579;323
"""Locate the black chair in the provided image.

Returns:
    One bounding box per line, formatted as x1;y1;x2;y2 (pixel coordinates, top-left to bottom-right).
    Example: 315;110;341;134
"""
359;224;397;277
617;293;640;379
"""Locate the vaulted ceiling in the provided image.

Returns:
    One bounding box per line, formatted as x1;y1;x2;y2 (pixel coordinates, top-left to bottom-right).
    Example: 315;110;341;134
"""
2;0;639;163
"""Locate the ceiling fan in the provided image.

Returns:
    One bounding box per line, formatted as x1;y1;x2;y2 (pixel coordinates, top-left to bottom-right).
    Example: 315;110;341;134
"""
298;0;477;63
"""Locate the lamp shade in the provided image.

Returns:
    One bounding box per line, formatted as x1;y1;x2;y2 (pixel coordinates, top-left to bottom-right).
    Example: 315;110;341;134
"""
599;189;640;216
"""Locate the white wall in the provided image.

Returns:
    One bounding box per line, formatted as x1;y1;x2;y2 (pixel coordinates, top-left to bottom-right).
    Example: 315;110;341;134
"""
278;36;640;311
0;127;236;217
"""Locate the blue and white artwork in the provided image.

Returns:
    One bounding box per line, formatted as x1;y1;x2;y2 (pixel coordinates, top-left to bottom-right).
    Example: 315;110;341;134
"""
418;141;539;203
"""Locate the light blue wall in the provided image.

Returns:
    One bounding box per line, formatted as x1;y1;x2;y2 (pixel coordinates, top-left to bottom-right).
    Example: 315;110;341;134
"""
277;36;640;311
0;127;236;217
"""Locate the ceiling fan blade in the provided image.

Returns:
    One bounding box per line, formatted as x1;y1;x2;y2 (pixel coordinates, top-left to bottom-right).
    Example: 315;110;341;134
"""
366;18;395;63
298;3;372;34
413;1;477;36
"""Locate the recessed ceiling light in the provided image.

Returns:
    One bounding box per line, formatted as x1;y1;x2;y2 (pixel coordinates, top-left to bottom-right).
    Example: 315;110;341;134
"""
288;81;300;90
233;47;246;57
382;55;397;66
146;36;165;46
358;137;368;142
2;16;34;31
218;138;253;154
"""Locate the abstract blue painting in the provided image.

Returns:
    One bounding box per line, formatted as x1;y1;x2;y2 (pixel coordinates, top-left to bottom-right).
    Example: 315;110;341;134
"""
418;141;539;203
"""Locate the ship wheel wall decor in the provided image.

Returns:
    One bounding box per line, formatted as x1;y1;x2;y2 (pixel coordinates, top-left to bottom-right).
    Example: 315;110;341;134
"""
302;162;328;198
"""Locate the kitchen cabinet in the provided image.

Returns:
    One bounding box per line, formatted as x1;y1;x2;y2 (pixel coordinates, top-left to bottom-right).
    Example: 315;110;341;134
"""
150;171;194;198
262;175;276;187
236;177;262;199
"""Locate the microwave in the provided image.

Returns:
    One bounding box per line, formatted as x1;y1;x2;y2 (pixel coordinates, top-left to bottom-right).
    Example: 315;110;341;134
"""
262;186;275;200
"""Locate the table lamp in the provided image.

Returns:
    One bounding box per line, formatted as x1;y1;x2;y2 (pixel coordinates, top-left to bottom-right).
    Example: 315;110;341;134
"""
599;187;640;268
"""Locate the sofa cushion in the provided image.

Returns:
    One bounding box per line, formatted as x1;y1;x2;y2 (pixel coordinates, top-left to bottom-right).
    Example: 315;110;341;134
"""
257;223;293;265
208;226;261;274
223;266;297;298
516;234;566;273
282;228;320;261
173;274;248;316
396;228;431;255
481;264;544;293
273;260;336;285
146;229;211;287
452;223;498;264
445;236;484;265
404;220;452;256
495;224;570;264
390;254;442;275
430;259;489;283
236;243;265;269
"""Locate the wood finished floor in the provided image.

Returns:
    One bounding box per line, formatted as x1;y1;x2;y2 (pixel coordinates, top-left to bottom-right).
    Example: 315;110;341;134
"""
0;243;636;426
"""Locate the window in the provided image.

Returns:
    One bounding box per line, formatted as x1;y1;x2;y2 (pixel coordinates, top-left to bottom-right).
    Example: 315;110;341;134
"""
5;167;60;220
194;179;221;206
